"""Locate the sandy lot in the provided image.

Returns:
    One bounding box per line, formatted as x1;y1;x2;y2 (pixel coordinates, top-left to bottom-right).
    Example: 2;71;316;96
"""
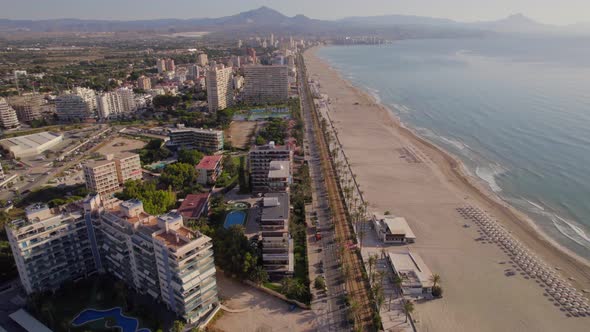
226;121;257;149
94;136;146;156
305;48;590;332
212;273;316;332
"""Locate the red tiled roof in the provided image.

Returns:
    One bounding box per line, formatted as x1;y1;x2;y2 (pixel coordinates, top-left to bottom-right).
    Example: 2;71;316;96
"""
196;155;223;171
178;193;209;220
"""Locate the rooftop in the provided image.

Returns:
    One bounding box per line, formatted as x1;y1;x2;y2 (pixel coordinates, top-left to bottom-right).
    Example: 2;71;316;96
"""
0;131;62;149
268;160;290;178
261;192;289;221
178;193;209;220
387;251;433;288
169;127;222;134
196;155;223;170
374;214;416;239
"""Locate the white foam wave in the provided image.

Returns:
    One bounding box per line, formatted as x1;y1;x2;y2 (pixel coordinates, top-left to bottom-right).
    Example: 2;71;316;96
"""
366;88;381;104
525;199;545;212
552;215;590;250
475;164;505;192
390;103;412;114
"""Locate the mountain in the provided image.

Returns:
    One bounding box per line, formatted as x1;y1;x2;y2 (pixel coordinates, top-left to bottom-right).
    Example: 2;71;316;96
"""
470;13;556;34
339;14;459;27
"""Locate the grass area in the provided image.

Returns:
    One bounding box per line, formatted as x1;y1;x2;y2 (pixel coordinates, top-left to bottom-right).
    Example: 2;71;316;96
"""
27;275;176;332
263;282;282;293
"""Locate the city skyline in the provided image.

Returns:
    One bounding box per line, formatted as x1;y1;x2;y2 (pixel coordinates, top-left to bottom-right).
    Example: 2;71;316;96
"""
1;0;590;25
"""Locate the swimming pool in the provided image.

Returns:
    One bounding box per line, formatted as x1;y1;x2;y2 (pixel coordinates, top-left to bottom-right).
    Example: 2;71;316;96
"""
224;210;247;229
72;307;150;332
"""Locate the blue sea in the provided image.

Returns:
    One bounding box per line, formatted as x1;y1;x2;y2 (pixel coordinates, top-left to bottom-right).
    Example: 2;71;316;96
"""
317;36;590;260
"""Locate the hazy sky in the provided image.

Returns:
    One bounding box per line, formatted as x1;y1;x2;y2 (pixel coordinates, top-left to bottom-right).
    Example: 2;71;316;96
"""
1;0;589;25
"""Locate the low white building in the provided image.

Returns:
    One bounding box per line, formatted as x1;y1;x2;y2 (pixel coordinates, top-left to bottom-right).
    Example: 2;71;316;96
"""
0;131;63;158
387;252;433;297
373;213;416;244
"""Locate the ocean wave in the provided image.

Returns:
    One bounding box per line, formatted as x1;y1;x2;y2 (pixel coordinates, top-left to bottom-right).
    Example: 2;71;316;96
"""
366;87;381;104
552;215;590;250
475;164;506;192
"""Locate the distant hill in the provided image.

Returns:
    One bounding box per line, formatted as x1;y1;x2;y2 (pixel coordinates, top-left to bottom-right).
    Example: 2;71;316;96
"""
0;7;588;37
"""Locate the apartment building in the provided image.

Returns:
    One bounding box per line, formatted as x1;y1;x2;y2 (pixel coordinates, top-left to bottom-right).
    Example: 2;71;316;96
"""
97;88;137;119
165;59;176;73
206;66;233;112
5;203;97;294
197;53;208;66
188;65;200;80
137;76;152;90
157;59;167;74
56;88;97;121
242;65;289;105
259;192;293;277
83;153;142;196
168;127;224;153
249;141;293;192
195;155;223;185
267;160;291;192
9;94;44;122
0;98;20;129
93;199;219;324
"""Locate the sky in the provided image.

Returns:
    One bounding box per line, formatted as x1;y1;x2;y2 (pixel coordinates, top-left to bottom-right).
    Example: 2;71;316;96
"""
1;0;589;25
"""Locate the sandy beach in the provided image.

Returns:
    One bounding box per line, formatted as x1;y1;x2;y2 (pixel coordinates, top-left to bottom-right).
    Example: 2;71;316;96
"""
304;47;590;331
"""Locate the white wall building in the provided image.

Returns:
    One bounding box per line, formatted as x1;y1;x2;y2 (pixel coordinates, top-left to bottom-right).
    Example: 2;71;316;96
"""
242;65;289;105
206;66;233;112
0;98;20;129
0;132;63;158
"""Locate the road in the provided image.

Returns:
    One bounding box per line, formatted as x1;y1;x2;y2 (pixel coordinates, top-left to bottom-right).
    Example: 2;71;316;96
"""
298;54;350;331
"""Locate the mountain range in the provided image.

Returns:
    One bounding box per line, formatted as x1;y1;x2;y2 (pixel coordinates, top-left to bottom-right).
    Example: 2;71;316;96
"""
0;6;588;36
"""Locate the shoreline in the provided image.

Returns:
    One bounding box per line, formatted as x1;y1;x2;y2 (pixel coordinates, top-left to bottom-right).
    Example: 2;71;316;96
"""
304;46;590;331
309;45;590;274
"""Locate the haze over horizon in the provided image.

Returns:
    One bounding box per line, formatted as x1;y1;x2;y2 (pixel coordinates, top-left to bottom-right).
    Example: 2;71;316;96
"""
1;0;590;26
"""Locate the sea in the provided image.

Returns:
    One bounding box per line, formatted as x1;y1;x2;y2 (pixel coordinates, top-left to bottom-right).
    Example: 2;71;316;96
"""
317;35;590;261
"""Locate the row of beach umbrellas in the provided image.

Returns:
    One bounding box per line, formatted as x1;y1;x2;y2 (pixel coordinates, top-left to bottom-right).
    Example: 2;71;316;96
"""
457;206;590;317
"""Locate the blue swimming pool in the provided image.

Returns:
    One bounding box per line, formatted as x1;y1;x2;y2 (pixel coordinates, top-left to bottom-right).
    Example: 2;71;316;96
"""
72;307;150;332
224;210;247;229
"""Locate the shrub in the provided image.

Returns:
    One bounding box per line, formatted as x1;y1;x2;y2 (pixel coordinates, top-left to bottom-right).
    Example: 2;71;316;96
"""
432;285;443;298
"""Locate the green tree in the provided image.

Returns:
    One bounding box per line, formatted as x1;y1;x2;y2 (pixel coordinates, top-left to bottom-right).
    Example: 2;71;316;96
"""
430;273;441;288
153;94;181;110
171;320;185;332
160;163;196;191
178;149;204;165
314;276;326;290
116;180;176;215
402;299;415;323
249;265;269;285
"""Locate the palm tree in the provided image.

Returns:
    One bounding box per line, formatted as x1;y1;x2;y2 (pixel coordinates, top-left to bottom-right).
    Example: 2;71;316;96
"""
430;274;441;288
368;254;377;284
402;299;415;323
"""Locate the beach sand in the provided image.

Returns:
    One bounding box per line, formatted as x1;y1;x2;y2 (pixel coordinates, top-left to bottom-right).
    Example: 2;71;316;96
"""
304;47;590;332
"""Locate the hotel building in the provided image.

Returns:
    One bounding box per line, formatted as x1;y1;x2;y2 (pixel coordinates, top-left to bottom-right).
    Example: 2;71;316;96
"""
168;127;224;153
9;94;44;123
206;66;233;112
249;141;293;192
242;65;289;105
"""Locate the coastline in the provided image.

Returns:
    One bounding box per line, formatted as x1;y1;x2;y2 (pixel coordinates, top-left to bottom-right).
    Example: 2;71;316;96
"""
304;46;590;331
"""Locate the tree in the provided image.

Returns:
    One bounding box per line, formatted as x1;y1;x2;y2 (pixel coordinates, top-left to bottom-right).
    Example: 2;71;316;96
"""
430;273;441;288
153;94;181;110
116;180;176;215
314;276;326;290
249;266;269;285
368;254;377;285
402;299;415;323
171;320;185;332
178;149;204;165
160;163;196;191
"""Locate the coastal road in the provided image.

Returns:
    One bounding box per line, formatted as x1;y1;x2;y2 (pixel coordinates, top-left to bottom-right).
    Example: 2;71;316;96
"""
299;54;350;331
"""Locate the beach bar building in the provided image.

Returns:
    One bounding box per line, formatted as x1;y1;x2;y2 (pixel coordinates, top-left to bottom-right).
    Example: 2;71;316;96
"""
373;213;416;244
387;251;433;296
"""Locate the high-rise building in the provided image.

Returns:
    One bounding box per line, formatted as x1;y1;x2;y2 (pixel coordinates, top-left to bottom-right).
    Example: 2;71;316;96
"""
56;87;97;121
97;88;137;119
206;66;233;112
249;141;293;192
9;94;44;123
0;98;20;129
237;40;243;48
197;53;208;66
242;65;289;105
6;203;97;294
157;59;167;74
165;59;175;73
7;196;221;326
188;64;200;80
270;33;274;46
83;153;142;196
168;127;224;152
247;48;257;64
260;192;294;277
137;76;152;90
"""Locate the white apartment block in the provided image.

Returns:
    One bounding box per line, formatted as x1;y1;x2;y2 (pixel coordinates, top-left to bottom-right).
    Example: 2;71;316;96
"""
8;196;220;326
56;88;97;121
197;53;208;67
157;59;167;74
97;88;137;119
206;66;233;112
168;127;224;152
0;98;20;129
260;192;294;277
83;153;142;196
242;65;289;105
5;203;97;294
93;198;219;324
137;76;152;90
249;141;293;192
